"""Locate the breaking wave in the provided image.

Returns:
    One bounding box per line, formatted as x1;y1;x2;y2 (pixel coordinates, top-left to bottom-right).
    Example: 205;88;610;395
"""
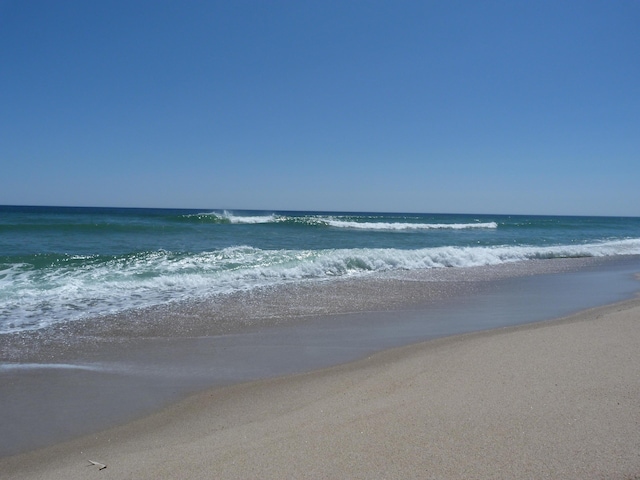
182;212;498;230
1;238;638;333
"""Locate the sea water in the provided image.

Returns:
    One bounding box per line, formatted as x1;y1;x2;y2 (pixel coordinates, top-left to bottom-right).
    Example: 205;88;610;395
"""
2;205;640;457
1;205;639;334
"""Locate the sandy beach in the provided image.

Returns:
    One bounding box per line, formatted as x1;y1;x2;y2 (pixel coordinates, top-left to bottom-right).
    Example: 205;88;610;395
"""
2;296;639;479
3;0;640;476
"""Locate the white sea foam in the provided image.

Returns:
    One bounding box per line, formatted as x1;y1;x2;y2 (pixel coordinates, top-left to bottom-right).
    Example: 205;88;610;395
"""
321;218;498;230
221;211;281;224
189;212;498;229
185;211;281;224
0;363;105;372
1;239;638;333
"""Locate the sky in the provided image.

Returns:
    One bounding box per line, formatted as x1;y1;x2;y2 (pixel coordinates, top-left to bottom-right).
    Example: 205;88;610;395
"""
1;1;638;216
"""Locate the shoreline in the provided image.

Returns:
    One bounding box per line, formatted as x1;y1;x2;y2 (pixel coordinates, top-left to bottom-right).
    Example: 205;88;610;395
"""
2;296;640;479
2;257;640;458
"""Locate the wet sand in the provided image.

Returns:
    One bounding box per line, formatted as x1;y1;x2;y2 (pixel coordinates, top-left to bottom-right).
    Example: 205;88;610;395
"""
2;297;640;479
2;258;640;478
2;257;639;458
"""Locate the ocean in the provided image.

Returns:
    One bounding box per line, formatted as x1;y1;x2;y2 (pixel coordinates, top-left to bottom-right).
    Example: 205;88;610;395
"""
1;205;639;334
2;205;640;456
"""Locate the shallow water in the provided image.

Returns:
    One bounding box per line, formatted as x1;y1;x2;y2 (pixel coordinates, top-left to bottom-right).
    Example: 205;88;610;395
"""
1;256;639;457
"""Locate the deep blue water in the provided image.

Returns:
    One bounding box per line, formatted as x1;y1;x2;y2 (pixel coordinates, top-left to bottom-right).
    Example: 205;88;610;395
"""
1;205;639;333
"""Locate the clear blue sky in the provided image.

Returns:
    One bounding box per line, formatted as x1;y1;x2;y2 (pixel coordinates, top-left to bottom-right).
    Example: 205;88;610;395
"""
1;1;638;216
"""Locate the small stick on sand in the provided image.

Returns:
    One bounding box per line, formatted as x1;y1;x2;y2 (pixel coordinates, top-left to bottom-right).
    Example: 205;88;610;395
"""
87;459;107;470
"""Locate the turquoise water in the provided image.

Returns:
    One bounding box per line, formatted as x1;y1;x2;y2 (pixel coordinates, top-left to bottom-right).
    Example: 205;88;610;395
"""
1;205;639;333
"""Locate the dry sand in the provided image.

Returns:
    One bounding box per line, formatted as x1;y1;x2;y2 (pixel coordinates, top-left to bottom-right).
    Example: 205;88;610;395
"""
2;299;639;479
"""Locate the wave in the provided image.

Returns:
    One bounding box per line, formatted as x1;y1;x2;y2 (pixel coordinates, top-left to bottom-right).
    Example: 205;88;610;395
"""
182;211;285;224
181;212;498;230
1;239;638;333
320;219;498;230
